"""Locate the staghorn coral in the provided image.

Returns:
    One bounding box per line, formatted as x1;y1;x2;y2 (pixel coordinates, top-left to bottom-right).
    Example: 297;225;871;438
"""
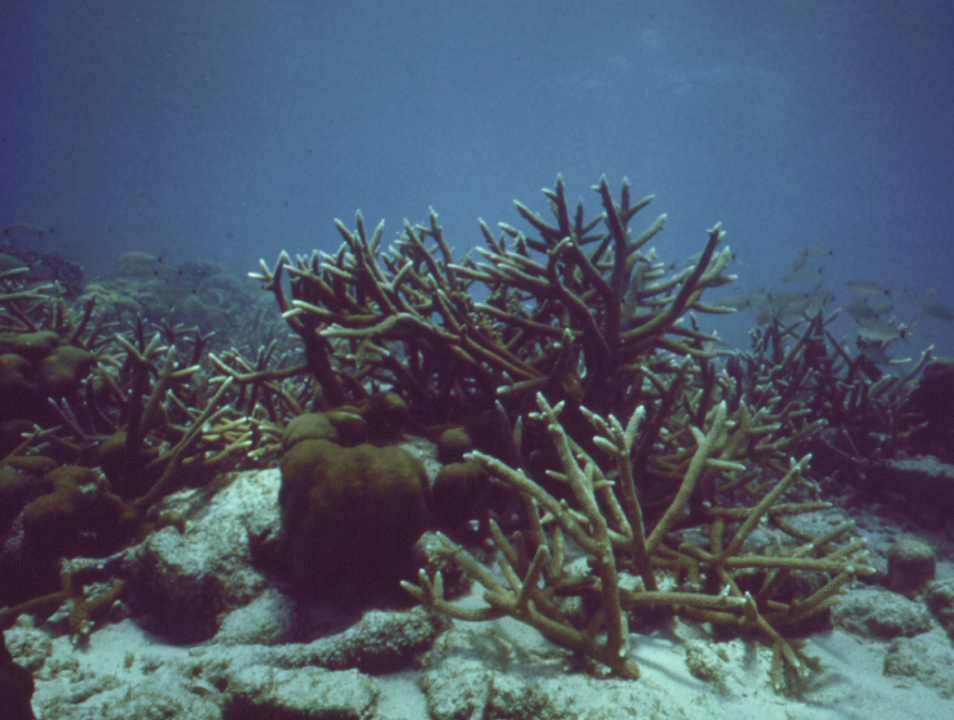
247;176;738;468
0;274;281;622
725;308;933;495
404;392;874;688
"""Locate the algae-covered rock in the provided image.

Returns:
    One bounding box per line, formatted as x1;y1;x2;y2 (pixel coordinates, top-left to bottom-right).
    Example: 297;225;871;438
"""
883;632;954;699
279;439;428;600
832;585;933;639
926;578;954;638
223;665;378;720
0;635;35;720
888;537;936;594
19;465;140;561
0;353;35;392
120;468;278;644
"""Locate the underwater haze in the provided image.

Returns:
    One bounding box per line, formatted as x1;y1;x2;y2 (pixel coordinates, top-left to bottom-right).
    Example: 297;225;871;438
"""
2;0;953;357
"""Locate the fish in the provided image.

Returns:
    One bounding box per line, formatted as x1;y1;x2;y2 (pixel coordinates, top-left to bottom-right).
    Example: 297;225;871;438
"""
767;290;808;306
0;252;30;272
782;266;824;284
859;344;892;364
855;319;904;343
755;289;813;323
716;288;768;312
921;302;954;321
846;280;890;296
114;251;161;278
2;222;55;240
755;306;777;325
807;284;836;308
681;248;741;269
802;244;834;258
845;297;880;323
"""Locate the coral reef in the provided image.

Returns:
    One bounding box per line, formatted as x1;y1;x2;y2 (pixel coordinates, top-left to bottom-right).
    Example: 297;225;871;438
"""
0;176;941;701
0;268;282;623
245;175;887;686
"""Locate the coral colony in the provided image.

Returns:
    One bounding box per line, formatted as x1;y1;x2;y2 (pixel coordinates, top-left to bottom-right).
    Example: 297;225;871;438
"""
1;177;948;712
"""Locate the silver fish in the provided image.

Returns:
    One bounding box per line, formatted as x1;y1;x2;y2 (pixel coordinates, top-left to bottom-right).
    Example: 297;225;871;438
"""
859;344;892;364
922;302;954;321
845;297;880;323
846;280;890;296
856;319;904;343
717;288;768;312
114;252;162;278
2;222;55;240
0;252;29;272
782;266;824;284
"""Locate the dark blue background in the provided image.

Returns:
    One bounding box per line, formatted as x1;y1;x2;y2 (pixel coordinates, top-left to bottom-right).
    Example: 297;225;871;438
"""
3;0;952;355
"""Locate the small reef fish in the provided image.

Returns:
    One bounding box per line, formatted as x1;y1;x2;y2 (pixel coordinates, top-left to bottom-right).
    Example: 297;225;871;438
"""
716;288;768;312
801;244;834;258
114;251;163;278
723;282;835;325
845;297;882;323
846;280;890;297
790;245;833;273
859;344;892;364
782;266;824;284
855;319;905;343
0;252;30;272
789;253;808;272
921;302;954;321
756;290;811;324
2;222;55;240
678;248;741;270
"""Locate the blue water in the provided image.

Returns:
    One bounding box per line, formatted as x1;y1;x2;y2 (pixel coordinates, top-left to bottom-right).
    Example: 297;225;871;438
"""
2;0;953;356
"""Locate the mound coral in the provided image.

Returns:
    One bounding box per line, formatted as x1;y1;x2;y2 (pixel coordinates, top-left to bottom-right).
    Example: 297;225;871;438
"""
279;439;429;600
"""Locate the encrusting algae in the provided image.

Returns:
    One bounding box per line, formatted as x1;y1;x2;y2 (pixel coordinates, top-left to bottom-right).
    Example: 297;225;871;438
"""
0;176;945;708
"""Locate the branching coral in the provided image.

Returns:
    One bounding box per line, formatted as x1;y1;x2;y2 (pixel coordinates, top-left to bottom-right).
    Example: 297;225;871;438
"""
0;278;287;615
248;176;739;473
725;309;933;489
404;393;873;687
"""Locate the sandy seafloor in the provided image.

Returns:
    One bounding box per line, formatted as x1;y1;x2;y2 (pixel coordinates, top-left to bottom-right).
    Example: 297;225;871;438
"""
5;458;954;720
12;605;954;720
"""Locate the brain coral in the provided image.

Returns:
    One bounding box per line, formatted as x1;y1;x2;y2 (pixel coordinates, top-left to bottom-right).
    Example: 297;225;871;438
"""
279;439;429;601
